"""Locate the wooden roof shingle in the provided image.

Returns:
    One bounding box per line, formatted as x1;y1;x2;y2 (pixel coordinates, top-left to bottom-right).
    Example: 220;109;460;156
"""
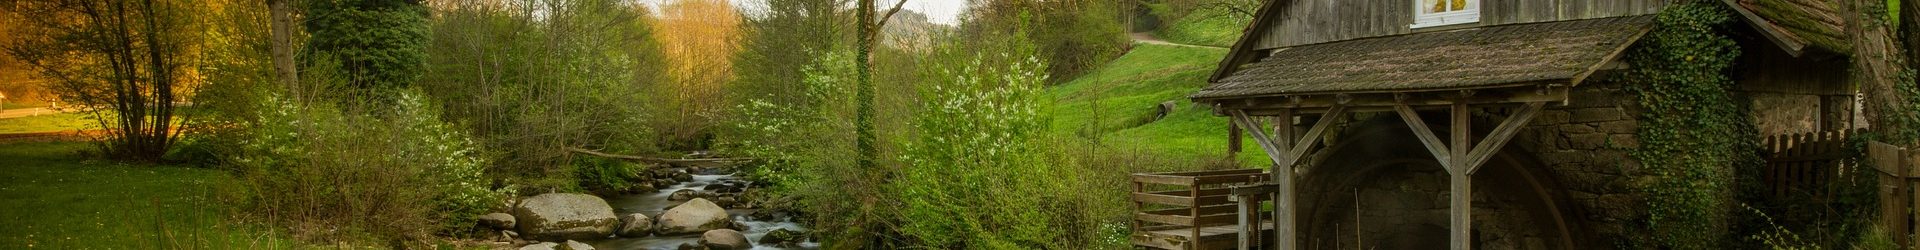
1731;0;1849;55
1192;16;1655;100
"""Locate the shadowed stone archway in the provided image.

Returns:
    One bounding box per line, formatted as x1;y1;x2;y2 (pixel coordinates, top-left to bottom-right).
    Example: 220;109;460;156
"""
1294;115;1590;250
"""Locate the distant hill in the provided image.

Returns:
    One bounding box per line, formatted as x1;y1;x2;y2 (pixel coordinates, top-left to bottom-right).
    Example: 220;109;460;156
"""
880;10;949;50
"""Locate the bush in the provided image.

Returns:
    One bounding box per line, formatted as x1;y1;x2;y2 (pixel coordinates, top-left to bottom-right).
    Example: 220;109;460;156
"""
224;87;496;242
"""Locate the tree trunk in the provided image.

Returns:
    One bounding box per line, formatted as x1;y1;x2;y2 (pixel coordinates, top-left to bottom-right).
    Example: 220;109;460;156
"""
269;0;298;90
855;0;876;172
1850;0;1911;144
1904;0;1919;69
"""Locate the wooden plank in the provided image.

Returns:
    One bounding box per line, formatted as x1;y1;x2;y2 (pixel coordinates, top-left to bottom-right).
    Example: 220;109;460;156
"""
1143;188;1237;198
1140;168;1267;177
1194;173;1272;185
1870;142;1908;177
1132;174;1197;186
1137;213;1195;227
1136;212;1242;228
1133;193;1232;207
1142;204;1244;217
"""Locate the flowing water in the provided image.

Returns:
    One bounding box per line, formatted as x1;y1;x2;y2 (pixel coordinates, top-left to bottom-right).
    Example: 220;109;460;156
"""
588;171;819;250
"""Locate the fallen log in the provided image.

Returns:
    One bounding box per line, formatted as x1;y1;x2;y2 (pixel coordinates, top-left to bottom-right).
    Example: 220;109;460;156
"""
566;147;755;164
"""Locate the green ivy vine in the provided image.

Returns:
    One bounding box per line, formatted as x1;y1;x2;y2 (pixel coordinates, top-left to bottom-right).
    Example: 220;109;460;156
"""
1617;1;1760;248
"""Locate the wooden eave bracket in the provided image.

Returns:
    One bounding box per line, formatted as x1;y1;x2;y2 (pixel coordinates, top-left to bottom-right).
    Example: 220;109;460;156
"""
1392;101;1547;175
1228;105;1349;170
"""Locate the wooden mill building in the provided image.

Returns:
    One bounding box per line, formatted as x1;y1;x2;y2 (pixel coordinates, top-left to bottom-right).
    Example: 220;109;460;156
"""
1128;0;1861;249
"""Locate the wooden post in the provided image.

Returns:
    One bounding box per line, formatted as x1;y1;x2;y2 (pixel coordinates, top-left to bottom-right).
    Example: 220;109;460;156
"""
1230;120;1244;157
1229;106;1348;250
1274;108;1297;250
1238;193;1254;250
1449;101;1473;250
1392;101;1546;250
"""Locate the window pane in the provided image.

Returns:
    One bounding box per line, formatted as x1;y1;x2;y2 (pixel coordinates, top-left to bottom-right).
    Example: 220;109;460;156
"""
1452;0;1467;11
1423;0;1445;14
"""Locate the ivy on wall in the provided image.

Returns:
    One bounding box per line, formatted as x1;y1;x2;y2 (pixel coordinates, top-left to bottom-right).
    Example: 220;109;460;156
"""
1616;1;1761;248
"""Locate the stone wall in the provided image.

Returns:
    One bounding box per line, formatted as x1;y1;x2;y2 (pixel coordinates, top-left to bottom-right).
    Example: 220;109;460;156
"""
1513;80;1648;245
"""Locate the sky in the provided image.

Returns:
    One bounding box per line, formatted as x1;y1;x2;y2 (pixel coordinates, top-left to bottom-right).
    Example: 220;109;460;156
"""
642;0;970;25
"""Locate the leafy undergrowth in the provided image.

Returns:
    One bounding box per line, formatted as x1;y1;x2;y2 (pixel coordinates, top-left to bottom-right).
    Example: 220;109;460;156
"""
0;113;97;134
1048;43;1265;166
0;141;299;249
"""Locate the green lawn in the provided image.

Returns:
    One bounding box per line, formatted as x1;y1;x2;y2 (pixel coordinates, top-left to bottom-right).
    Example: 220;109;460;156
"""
0;141;299;249
1048;44;1265;166
0;113;98;134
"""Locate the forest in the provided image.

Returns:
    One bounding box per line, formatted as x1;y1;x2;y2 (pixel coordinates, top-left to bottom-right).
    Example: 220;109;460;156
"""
3;0;1919;249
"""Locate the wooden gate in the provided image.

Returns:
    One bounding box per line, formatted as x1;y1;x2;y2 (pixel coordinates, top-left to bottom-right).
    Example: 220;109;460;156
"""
1871;141;1920;249
1761;129;1862;200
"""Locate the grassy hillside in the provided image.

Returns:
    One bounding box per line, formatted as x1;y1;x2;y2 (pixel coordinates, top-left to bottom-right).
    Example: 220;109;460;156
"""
1151;8;1252;48
1048;43;1264;165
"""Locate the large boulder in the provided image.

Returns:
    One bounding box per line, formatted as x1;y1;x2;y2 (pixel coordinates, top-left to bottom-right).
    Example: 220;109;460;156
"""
759;228;805;246
616;213;653;237
517;240;595;250
512;193;620;241
655;198;732;235
478;213;517;230
700;229;751;250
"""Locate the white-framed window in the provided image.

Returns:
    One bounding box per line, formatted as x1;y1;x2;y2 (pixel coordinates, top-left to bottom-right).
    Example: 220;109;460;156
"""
1411;0;1480;29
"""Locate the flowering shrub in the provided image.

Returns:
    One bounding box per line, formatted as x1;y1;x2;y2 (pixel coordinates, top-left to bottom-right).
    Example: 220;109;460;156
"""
226;91;497;240
894;51;1062;248
723;50;857;189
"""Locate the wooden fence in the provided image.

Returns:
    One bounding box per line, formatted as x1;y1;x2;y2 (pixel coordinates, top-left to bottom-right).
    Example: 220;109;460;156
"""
1761;129;1862;200
1871;141;1920;249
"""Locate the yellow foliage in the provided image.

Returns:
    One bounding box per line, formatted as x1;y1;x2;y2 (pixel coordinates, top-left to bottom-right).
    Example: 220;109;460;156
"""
651;0;743;144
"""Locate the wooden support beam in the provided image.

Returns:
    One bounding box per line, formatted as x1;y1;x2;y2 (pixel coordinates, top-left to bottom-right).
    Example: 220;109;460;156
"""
1271;108;1296;250
1394;104;1454;170
1449;101;1472;250
1463;102;1546;174
1285;105;1348;166
1227;108;1324;250
1206;86;1570;111
1229;120;1243;157
1231;110;1289;167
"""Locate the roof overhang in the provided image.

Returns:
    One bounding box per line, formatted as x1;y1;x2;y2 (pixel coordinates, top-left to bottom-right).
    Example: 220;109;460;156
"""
1720;0;1851;57
1193;16;1655;111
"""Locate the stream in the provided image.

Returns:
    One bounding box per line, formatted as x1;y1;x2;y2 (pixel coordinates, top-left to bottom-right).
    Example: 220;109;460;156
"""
587;169;820;250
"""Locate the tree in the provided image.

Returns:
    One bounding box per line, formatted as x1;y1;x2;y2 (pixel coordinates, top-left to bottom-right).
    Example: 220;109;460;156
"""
1904;0;1917;69
651;0;744;148
302;0;427;104
421;0;668;176
964;0;1128;83
1852;0;1918;145
728;0;846;109
6;0;201;161
270;0;298;91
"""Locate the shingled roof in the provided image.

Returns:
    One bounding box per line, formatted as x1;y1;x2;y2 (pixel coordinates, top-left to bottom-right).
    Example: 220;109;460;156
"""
1192;16;1655;100
1727;0;1849;55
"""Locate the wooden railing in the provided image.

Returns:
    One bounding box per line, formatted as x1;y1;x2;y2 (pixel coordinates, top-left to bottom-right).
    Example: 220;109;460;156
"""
1761;129;1862;200
1130;169;1270;250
